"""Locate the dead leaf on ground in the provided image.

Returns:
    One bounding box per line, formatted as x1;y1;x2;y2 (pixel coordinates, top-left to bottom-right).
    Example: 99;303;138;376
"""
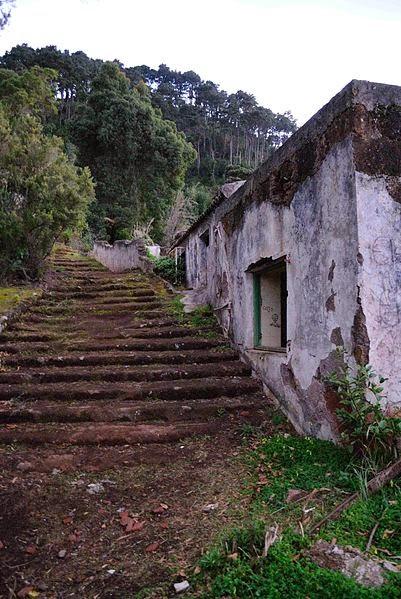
153;504;168;514
286;489;307;503
119;510;130;527
145;542;159;552
126;519;145;532
17;587;36;598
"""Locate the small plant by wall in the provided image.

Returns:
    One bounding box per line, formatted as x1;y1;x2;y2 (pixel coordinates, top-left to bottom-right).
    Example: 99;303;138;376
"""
149;254;185;286
327;362;401;465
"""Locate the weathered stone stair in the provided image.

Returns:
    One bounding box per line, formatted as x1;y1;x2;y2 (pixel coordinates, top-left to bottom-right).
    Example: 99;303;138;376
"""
0;246;268;448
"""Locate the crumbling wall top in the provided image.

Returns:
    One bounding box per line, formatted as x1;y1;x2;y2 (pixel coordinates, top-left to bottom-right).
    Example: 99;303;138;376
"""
173;79;401;246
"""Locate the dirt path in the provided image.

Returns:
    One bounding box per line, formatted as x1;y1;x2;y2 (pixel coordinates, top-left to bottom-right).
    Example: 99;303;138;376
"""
0;247;276;598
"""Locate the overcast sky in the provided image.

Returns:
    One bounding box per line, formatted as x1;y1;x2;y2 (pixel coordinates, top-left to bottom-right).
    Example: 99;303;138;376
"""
1;0;401;124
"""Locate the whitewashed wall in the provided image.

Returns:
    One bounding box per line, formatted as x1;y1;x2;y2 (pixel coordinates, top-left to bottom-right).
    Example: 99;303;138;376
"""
91;240;153;273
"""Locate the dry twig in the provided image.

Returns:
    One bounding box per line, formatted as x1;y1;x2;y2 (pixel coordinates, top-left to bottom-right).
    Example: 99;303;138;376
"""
262;524;280;557
309;457;401;535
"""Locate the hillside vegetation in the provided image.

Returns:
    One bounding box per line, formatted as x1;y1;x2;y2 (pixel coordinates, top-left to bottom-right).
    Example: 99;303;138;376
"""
0;45;296;254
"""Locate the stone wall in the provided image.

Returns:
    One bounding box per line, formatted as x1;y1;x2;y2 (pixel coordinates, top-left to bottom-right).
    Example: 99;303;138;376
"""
91;240;153;273
177;80;401;439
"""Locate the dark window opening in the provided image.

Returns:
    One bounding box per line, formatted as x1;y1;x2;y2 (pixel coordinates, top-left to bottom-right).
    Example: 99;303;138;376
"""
199;228;210;247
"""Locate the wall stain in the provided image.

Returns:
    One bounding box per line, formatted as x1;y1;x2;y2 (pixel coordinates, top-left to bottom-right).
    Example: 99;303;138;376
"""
328;260;336;282
325;291;336;312
351;288;370;365
330;327;344;346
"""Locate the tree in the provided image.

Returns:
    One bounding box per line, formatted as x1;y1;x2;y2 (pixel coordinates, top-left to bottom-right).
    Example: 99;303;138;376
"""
0;45;298;239
164;190;197;248
71;63;196;242
0;67;95;280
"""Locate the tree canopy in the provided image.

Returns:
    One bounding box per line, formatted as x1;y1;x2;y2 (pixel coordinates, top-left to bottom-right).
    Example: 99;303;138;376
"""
0;45;297;187
71;63;196;241
0;67;95;279
0;44;297;251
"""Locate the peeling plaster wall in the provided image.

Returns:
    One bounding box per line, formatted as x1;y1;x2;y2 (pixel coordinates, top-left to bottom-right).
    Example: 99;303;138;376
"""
179;81;401;439
356;174;401;412
184;139;359;439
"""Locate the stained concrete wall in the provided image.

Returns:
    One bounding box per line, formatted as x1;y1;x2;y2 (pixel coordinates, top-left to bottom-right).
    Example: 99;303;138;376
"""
177;80;401;439
185;139;357;439
91;240;153;273
356;174;401;413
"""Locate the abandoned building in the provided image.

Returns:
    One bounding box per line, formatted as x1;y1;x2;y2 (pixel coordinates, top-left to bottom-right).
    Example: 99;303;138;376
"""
173;79;401;440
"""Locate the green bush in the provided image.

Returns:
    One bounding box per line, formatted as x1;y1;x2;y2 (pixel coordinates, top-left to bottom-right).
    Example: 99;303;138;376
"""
327;363;401;464
0;67;94;281
152;255;185;285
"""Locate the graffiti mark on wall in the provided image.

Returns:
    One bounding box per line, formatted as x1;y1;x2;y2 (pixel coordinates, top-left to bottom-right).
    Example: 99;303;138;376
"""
371;237;401;267
370;236;401;328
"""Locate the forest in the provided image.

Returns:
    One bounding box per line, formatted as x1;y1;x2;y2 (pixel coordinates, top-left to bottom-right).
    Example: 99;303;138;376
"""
0;42;297;279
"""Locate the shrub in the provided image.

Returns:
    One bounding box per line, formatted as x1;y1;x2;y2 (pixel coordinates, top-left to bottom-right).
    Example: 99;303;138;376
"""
0;67;95;281
327;363;401;464
152;255;185;285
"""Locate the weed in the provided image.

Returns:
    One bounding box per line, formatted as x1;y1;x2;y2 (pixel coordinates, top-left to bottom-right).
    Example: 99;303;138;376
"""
326;362;401;464
0;286;38;315
168;298;218;332
188;305;216;329
168;296;185;322
251;435;356;508
239;423;256;441
196;530;401;598
153;255;185;285
271;411;286;426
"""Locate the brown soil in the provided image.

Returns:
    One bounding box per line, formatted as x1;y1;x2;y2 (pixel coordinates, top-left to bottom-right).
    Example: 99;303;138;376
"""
0;246;280;598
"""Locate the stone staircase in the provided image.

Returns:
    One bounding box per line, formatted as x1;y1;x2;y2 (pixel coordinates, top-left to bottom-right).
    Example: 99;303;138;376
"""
0;246;268;450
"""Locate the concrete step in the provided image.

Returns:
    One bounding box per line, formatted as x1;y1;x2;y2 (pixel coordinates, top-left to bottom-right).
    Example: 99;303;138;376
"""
10;317;179;335
0;336;224;355
0;394;265;424
52;264;106;272
27;304;166;319
66;336;224;353
15;311;171;327
0;421;221;445
0;376;261;402
80;295;159;305
0;336;226;356
2;348;239;368
1;326;210;343
0;360;249;385
50;289;156;299
0;248;269;460
89;326;215;340
50;260;98;267
83;300;164;311
0;332;56;343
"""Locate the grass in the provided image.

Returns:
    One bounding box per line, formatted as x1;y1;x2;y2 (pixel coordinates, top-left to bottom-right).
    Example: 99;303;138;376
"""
0;286;40;316
321;486;401;556
168;297;218;331
191;434;401;598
